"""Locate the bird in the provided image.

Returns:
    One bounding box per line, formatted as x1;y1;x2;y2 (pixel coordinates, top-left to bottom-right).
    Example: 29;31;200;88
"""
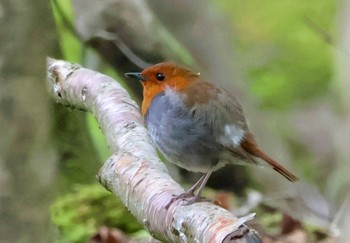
125;62;298;205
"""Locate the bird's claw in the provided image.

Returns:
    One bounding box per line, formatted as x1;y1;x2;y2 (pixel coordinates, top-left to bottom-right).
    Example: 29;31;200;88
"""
165;192;214;209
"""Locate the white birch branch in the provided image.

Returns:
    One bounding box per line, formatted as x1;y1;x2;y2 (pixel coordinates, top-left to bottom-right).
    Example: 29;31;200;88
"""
47;58;261;243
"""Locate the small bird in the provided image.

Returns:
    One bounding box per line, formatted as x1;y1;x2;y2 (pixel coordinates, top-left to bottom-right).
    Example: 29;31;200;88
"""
125;62;298;204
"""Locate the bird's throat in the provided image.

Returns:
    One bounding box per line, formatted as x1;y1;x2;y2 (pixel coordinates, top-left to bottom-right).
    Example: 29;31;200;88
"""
141;83;164;115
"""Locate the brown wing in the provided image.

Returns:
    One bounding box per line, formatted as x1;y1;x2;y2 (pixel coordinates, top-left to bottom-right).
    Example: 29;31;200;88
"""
181;81;249;147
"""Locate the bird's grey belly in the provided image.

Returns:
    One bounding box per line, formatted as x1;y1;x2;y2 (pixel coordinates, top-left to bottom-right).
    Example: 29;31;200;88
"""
145;94;222;173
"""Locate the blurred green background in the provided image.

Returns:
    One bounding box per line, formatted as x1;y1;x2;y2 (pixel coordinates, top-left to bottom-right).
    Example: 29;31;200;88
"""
1;0;348;242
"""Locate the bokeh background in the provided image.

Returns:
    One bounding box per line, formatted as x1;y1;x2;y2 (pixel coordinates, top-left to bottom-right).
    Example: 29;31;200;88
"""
1;0;349;242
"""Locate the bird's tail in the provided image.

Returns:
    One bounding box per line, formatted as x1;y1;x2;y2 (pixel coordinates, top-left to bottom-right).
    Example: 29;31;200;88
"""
241;133;299;182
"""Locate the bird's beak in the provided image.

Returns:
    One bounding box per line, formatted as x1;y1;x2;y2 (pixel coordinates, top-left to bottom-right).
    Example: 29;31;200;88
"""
124;72;147;81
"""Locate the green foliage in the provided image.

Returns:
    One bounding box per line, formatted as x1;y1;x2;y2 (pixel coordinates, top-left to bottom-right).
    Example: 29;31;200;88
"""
86;114;110;162
215;0;335;110
51;184;143;242
258;210;283;235
52;106;101;190
51;0;81;62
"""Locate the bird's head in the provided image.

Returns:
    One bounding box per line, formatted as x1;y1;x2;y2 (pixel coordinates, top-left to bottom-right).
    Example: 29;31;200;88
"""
125;62;200;114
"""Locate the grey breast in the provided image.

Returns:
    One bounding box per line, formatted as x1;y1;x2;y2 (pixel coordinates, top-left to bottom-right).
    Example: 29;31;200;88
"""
145;92;221;173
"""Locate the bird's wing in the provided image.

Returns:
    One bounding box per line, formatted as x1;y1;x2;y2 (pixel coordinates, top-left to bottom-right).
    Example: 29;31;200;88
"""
178;81;259;165
180;81;248;147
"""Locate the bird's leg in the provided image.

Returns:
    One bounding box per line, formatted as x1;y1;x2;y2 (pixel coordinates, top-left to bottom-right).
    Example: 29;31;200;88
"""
189;168;213;197
165;165;216;209
184;172;209;196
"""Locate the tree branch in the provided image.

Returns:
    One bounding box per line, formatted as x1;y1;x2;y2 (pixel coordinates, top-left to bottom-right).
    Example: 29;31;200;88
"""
47;58;261;243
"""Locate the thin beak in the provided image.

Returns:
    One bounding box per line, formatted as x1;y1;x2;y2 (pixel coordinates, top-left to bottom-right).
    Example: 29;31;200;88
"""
124;72;147;81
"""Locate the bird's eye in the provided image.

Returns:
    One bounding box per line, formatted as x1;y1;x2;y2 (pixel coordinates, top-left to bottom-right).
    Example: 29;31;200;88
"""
156;73;165;81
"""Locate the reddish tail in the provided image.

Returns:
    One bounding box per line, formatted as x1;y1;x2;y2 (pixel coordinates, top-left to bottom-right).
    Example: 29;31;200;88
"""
241;133;299;182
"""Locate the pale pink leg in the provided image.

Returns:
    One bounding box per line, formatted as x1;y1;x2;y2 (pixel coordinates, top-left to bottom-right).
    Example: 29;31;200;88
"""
165;166;215;209
188;168;213;197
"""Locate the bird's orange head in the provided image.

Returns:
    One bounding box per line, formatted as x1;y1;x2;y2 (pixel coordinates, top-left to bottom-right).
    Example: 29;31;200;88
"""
125;62;200;115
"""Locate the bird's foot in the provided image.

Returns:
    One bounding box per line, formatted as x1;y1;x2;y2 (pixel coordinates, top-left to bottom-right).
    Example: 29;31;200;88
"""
165;169;217;209
165;191;214;209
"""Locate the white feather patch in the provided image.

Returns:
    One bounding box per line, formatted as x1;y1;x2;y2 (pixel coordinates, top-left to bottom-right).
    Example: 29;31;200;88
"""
219;124;244;147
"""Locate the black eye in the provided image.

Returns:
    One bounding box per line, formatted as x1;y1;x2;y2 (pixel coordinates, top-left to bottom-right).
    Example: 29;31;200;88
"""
156;73;165;81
